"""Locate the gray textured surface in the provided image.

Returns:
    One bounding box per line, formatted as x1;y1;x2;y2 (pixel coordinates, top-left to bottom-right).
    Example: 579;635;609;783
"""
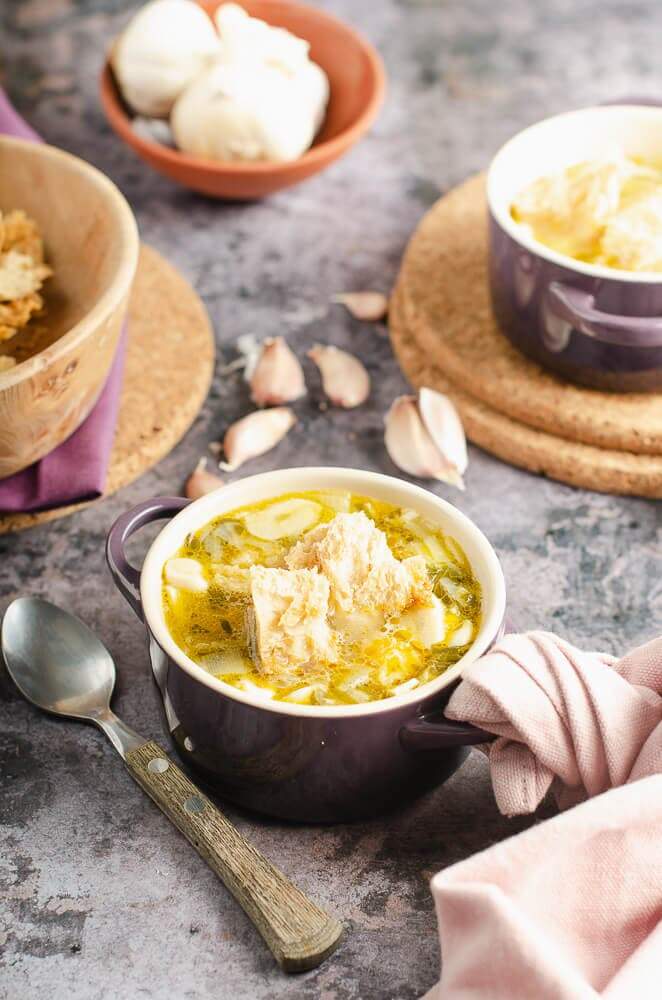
1;1;661;997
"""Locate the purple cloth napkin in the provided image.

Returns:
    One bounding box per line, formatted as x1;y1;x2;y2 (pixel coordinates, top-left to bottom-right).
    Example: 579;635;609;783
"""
0;89;127;513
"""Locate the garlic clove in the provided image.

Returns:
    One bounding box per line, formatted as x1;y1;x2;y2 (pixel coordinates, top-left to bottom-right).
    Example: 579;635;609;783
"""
220;407;296;471
384;395;446;478
250;337;306;406
332;291;389;322
185;457;224;500
418;387;468;488
384;394;466;489
308;344;370;408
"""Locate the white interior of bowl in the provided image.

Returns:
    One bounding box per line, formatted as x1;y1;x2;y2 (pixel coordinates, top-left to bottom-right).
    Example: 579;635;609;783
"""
0;136;139;385
140;468;506;718
487;104;662;283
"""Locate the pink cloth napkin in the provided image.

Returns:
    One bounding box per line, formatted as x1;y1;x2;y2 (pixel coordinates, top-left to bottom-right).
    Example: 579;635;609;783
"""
424;631;662;1000
0;88;127;513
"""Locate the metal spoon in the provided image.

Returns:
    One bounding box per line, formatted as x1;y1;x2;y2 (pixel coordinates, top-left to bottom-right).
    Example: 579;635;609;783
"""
2;597;343;972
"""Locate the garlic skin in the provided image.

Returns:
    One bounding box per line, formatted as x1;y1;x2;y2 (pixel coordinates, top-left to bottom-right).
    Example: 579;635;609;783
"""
131;115;176;147
171;3;328;162
221;407;296;471
384;389;467;489
185;458;224;499
308;344;370;408
333;292;389;322
112;0;221;117
250;337;306;406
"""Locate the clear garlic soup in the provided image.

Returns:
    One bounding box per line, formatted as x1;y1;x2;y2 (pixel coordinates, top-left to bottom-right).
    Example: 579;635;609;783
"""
163;490;482;707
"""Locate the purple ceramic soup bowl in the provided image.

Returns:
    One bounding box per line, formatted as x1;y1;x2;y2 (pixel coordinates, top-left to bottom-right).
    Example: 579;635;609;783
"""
487;105;662;391
106;468;506;822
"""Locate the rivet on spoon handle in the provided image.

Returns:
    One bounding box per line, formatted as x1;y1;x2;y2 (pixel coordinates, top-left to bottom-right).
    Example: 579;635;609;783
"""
125;740;343;972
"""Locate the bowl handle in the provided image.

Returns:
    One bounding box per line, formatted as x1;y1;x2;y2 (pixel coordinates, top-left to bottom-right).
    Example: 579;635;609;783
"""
400;713;494;750
547;281;662;348
106;497;190;621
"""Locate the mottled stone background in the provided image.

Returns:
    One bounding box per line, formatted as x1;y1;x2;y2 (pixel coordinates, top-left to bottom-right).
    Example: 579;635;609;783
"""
1;1;661;998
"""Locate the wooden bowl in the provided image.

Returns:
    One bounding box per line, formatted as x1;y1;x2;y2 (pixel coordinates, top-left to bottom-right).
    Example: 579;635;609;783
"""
0;137;139;478
100;0;386;200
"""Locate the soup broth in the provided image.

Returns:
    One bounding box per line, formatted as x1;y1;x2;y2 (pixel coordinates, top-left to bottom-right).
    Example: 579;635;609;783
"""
163;490;482;706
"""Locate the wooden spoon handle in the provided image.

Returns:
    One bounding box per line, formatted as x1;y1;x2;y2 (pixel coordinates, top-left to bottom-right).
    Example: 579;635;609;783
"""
125;740;343;972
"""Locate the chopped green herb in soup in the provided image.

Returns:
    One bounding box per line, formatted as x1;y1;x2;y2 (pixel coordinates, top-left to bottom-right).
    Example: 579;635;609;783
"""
163;490;481;706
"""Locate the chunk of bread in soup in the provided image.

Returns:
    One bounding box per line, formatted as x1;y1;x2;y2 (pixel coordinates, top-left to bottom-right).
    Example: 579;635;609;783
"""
162;491;482;706
250;565;338;676
286;511;431;616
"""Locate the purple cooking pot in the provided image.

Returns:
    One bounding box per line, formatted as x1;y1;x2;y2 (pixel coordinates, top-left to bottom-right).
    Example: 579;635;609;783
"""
106;468;506;822
487;104;662;391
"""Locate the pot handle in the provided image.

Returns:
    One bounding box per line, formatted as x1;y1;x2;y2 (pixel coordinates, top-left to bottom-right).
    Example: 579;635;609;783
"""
400;712;494;751
106;497;190;621
546;281;662;348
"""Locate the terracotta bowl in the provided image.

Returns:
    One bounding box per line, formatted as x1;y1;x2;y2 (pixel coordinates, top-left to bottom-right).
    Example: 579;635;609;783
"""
100;0;386;200
0;136;139;478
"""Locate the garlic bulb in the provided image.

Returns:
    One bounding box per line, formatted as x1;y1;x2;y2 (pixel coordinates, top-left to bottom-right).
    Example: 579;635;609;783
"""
185;458;224;499
214;4;308;72
171;60;326;162
250;337;306;406
171;3;328;162
214;4;328;130
221;407;296;471
111;0;220;117
384;388;467;489
308;344;370;408
333;292;389;322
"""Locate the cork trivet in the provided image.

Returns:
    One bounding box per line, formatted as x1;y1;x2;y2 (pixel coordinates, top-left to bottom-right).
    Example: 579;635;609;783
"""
0;244;214;533
395;174;662;456
390;283;662;498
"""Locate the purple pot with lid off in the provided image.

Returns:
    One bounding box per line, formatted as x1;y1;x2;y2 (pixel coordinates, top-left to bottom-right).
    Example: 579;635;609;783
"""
106;468;506;822
487;104;662;392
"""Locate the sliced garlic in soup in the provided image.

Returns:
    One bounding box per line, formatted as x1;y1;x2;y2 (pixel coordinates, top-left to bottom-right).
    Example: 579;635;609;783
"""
201;649;252;675
164;557;208;593
314;490;352;513
237;678;275;699
400;511;447;561
396;595;447;647
283;684;319;704
449;620;473;647
242;498;322;541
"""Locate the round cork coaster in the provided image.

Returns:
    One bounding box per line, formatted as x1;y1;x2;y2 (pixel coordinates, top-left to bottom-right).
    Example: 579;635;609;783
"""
394;174;662;457
0;244;214;533
390;283;662;498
